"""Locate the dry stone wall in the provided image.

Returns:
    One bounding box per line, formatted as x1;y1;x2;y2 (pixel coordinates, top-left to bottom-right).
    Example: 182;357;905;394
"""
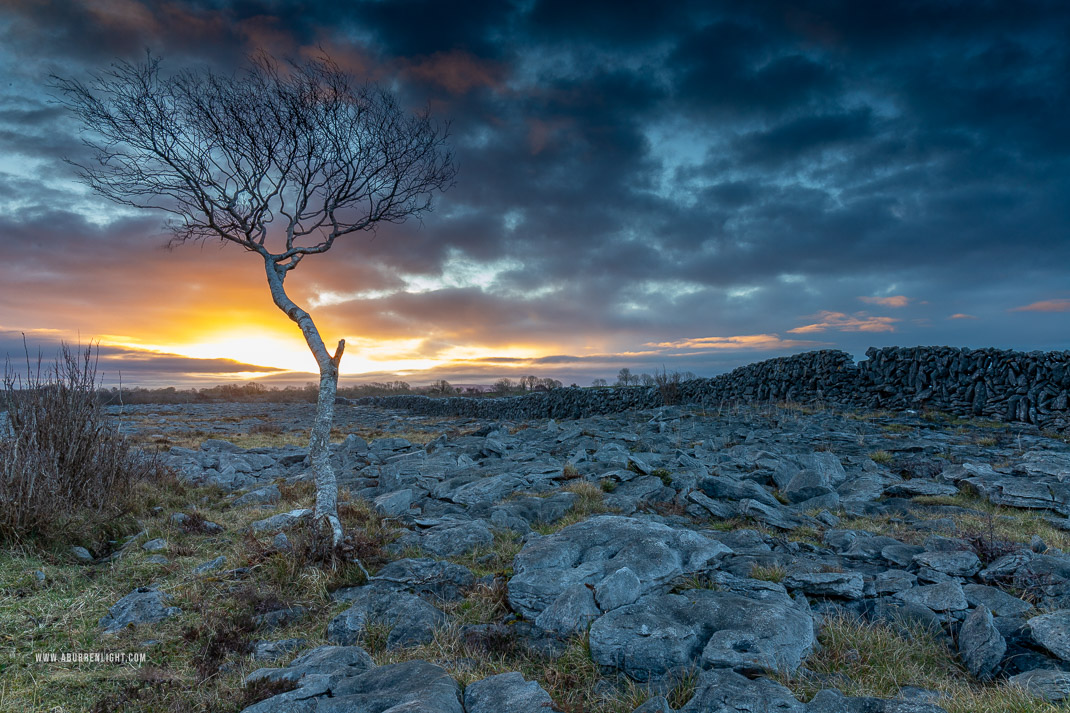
356;346;1070;431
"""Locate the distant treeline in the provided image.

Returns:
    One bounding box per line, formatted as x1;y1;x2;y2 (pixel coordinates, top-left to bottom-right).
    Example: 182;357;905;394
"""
82;370;701;405
94;376;570;405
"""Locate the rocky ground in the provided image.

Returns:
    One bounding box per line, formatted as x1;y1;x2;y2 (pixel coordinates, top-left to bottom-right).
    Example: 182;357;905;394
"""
9;402;1070;711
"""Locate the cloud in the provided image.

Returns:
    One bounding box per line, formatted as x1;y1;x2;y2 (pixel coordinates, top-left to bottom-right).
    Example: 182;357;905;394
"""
949;313;977;320
860;296;911;308
402;51;506;94
644;334;823;350
1011;299;1070;313
788;312;899;334
2;1;1070;388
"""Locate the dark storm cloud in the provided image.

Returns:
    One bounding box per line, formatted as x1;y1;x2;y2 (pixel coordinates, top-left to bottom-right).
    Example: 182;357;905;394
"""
2;0;1070;385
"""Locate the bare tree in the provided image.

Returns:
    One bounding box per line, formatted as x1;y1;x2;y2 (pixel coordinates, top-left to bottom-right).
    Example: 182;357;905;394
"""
51;52;456;544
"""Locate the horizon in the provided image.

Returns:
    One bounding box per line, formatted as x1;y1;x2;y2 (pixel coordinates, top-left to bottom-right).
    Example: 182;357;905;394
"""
3;2;1070;387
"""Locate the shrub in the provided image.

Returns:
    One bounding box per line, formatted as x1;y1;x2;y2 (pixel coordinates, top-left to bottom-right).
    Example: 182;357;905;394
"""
0;344;161;545
654;367;682;405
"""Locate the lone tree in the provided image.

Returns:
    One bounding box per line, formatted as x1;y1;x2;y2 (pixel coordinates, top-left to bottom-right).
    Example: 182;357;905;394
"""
52;53;455;544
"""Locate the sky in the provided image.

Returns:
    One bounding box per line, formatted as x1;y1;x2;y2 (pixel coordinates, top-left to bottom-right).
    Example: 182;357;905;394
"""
1;0;1069;388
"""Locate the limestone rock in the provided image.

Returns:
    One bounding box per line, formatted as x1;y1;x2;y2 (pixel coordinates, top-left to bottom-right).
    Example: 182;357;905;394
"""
957;605;1005;679
99;587;182;634
463;672;555;713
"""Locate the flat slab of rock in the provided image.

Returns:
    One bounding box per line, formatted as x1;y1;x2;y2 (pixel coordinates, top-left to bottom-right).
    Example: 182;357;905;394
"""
912;550;981;577
233;484;281;507
99;587;182;634
895;581;967;613
328;583;448;649
676;667;806;712
1009;669;1070;702
245;645;374;684
396;518;494;558
250;508;312;534
464;672;555;713
962;584;1033;617
370;558;475;602
1029;609;1070;661
783;571;864;600
325;660;463;712
508;515;731;625
589;589;814;680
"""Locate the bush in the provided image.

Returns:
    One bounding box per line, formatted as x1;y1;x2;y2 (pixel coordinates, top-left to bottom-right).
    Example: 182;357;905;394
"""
654;367;682;405
0;343;160;545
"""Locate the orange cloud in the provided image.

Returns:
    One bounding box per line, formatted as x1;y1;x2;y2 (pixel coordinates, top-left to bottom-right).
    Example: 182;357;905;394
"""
788;311;898;334
645;334;822;350
1011;299;1070;312
948;313;977;320
859;295;910;308
403;51;505;94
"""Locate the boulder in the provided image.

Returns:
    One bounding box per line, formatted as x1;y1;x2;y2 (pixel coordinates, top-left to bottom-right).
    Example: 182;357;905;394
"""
588;589;814;680
328;583;447;649
957;605;1005;679
508;515;731;623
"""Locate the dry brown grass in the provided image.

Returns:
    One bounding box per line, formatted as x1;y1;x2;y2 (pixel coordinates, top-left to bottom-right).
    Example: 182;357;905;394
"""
1;344;167;547
779;614;1066;713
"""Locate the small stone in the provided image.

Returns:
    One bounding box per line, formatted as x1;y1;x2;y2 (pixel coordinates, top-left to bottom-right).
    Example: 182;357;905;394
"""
99;587;182;634
193;555;226;575
631;696;672;713
233;484;281;507
254;605;308;631
251;638;308;661
373;488;414;517
144;554;170;565
71;546;93;563
32;570;46;581
595;567;643;611
141;538;167;552
250;508;312;534
272;532;291;551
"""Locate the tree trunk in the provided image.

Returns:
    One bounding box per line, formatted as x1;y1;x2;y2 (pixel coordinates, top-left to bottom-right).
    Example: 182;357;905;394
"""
263;258;345;544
